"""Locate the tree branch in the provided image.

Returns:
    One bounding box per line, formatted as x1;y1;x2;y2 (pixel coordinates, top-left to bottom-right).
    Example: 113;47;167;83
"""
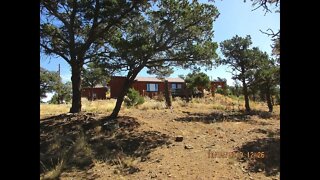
259;28;280;38
40;44;70;63
42;1;70;27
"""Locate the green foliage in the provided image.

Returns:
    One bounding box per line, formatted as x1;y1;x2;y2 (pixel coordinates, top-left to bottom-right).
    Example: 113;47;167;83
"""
100;0;220;117
40;0;147;62
252;58;280;105
40;0;150;112
215;87;225;95
50;81;72;104
185;71;211;90
40;67;59;100
227;85;242;97
100;0;219;76
82;62;109;88
124;88;144;107
220;35;269;111
49;94;60;104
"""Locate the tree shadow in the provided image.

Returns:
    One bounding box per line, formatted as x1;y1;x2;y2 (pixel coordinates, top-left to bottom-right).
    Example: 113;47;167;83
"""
175;110;277;124
176;111;250;124
245;110;279;119
248;128;280;138
236;136;280;176
40;113;171;178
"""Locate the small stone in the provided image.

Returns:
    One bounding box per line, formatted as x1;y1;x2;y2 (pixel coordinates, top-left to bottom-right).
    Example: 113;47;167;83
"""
215;160;219;163
249;177;254;180
151;174;157;178
258;168;263;172
184;145;193;149
141;157;147;162
168;174;172;177
230;138;235;142
175;136;183;142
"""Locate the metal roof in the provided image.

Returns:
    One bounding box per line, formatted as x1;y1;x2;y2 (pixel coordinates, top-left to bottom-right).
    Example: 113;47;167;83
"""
134;77;184;83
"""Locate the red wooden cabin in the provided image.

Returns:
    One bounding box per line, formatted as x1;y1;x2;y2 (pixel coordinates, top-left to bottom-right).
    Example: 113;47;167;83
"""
81;85;108;100
109;76;186;98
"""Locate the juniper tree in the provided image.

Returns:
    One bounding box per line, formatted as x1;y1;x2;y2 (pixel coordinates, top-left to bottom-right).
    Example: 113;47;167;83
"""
40;0;148;112
99;0;219;118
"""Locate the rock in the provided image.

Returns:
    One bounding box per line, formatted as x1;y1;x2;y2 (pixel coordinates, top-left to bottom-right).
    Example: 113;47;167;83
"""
141;157;147;162
175;136;183;142
258;168;263;172
168;174;172;177
151;173;157;178
249;177;254;180
215;160;219;163
241;167;248;173
230;138;235;142
184;145;193;149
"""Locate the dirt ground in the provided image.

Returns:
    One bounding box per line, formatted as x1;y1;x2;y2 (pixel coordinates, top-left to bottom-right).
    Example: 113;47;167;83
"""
40;100;280;180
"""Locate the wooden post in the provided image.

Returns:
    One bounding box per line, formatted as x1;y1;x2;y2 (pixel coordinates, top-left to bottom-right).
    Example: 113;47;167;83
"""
164;80;172;108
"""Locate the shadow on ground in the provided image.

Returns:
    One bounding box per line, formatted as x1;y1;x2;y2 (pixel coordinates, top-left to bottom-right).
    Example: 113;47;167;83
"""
175;110;277;124
40;113;171;179
236;134;280;176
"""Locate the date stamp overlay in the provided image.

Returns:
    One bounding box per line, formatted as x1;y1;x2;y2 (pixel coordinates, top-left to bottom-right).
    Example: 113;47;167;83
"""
208;150;265;159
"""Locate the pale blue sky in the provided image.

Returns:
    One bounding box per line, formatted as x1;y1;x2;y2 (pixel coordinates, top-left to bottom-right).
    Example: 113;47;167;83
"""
40;0;279;87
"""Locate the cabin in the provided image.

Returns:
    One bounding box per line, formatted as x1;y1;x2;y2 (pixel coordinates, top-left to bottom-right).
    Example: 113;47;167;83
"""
109;76;227;99
210;81;227;92
81;85;108;100
109;76;186;98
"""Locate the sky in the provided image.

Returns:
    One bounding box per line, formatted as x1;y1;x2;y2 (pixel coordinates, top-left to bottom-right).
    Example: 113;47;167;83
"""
40;0;280;101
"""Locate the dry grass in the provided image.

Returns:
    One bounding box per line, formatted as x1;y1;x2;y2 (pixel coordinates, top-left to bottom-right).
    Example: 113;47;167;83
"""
138;99;166;110
82;98;117;113
40;104;71;117
41;158;65;180
41;130;94;180
40;93;280;179
41;95;279;119
40;98;116;118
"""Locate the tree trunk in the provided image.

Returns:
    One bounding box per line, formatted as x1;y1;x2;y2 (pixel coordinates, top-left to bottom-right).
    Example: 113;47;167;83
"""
69;64;82;113
266;88;273;112
199;87;204;98
242;79;251;112
109;69;141;118
164;80;172;107
252;94;256;102
91;87;94;101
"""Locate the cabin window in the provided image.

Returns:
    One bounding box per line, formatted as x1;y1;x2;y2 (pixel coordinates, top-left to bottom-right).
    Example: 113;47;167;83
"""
147;83;158;92
171;83;182;89
171;83;176;89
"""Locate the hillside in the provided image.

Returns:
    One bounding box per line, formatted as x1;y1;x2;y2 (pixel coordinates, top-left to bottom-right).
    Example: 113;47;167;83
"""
40;94;280;180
